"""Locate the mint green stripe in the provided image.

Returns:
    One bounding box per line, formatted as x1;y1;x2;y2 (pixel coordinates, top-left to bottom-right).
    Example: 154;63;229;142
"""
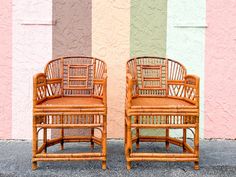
130;0;167;57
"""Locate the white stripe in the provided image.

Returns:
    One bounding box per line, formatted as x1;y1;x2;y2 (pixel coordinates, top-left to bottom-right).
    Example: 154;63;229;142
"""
167;0;206;138
12;0;52;139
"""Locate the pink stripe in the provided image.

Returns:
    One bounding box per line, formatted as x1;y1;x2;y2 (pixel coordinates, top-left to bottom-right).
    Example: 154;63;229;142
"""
205;0;236;139
0;0;12;139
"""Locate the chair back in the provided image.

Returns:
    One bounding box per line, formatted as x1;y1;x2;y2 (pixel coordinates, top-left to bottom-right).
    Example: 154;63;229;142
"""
127;57;186;97
45;56;106;96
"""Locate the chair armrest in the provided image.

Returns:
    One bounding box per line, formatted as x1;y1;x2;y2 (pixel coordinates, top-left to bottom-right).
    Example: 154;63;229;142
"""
93;73;107;105
102;73;107;105
125;73;133;109
46;78;63;98
33;73;47;106
184;74;200;106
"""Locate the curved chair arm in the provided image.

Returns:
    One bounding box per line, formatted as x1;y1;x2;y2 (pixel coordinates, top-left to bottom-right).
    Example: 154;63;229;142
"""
93;73;108;106
33;73;47;106
125;73;134;110
184;74;200;106
46;78;63;98
102;73;107;106
33;73;63;106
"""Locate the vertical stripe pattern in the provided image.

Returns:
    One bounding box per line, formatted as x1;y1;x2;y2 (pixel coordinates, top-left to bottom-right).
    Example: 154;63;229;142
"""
52;0;92;137
92;0;130;138
0;0;235;139
130;0;168;136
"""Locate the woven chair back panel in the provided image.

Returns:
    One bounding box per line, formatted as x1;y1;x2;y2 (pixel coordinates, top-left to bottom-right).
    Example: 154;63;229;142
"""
167;59;187;98
130;58;167;96
45;57;106;97
168;59;186;80
63;58;94;96
45;59;61;79
127;57;187;97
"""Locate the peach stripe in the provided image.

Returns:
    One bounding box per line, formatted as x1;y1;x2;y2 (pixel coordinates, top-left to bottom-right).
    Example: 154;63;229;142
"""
205;0;236;138
0;0;12;139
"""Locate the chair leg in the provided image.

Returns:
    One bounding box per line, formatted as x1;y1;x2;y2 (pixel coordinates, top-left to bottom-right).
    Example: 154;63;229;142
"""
102;115;107;170
91;128;94;149
32;117;38;170
194;161;199;170
126;116;132;170
183;128;187;153
60;128;64;150
135;116;140;149
194;118;200;170
32;162;38;170
124;115;127;154
165;128;170;150
43;128;47;153
127;161;131;170
136;128;140;149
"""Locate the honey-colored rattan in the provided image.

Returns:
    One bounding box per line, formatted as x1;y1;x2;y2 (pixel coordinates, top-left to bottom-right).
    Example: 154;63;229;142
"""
125;57;200;170
32;56;107;170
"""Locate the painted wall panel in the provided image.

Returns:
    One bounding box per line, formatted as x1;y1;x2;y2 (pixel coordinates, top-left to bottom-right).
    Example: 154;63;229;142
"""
130;0;167;136
52;0;92;58
52;0;92;137
12;0;52;139
205;0;236;139
130;0;167;57
167;0;205;138
92;0;130;138
0;0;12;139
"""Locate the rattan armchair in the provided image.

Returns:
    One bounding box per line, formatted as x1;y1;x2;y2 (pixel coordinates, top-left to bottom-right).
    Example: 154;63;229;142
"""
32;56;107;170
125;57;200;170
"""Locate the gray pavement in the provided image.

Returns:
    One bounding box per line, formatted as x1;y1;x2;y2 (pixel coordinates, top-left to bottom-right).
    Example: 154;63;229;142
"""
0;139;236;177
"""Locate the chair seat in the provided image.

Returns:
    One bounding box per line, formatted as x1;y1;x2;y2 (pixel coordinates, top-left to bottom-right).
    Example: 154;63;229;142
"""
34;97;105;114
131;97;197;109
41;97;103;106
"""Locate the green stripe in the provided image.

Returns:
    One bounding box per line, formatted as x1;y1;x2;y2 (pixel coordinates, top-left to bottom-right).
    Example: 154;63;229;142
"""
130;0;168;136
130;0;167;57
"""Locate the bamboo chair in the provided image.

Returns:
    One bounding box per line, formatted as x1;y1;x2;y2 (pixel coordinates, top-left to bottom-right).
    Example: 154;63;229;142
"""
32;56;107;170
125;57;200;170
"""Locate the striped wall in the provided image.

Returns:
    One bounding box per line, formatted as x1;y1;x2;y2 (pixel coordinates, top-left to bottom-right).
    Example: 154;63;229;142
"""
0;0;235;139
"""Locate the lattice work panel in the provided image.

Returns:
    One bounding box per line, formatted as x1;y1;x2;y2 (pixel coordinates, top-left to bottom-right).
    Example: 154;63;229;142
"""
94;83;103;97
45;59;61;79
94;59;106;79
168;84;185;97
131;115;196;125
36;85;46;101
46;82;61;97
136;58;167;96
63;57;94;96
185;76;198;103
185;86;197;101
168;59;186;80
42;115;104;125
36;76;46;103
127;59;136;79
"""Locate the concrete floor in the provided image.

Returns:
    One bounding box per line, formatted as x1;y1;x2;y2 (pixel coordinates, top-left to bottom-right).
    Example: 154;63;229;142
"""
0;139;236;177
